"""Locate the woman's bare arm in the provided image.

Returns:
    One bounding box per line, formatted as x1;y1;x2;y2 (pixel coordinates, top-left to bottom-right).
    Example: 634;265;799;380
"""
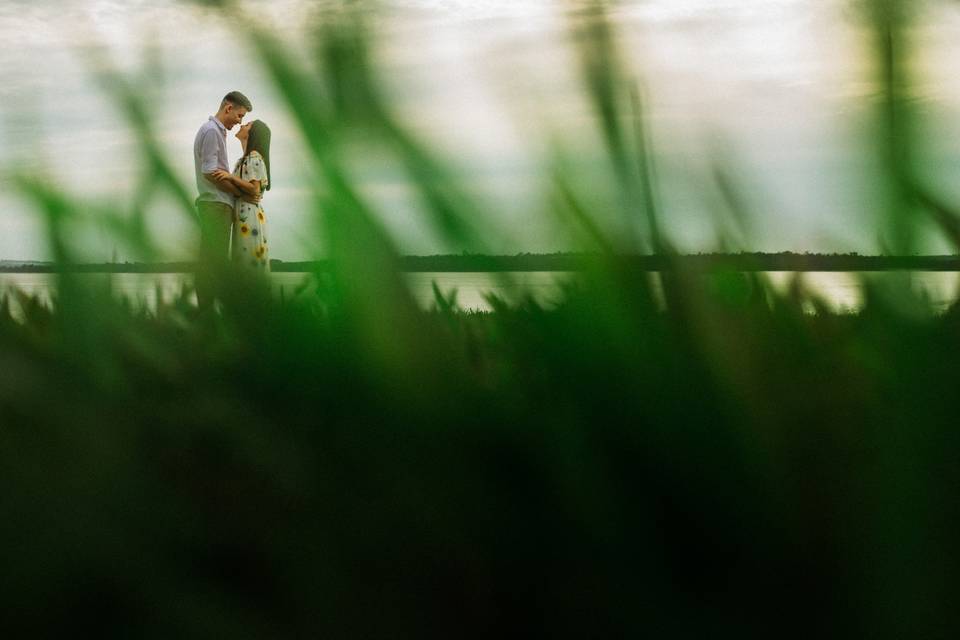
228;177;261;197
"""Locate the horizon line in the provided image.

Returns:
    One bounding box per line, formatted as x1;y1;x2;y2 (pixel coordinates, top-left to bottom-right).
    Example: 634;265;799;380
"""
4;253;960;273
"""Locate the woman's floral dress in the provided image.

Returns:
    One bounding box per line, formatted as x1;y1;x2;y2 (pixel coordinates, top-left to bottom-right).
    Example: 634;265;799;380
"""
231;150;269;271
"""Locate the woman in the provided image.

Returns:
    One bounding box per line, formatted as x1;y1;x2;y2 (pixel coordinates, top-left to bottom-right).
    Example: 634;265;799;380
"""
218;119;272;271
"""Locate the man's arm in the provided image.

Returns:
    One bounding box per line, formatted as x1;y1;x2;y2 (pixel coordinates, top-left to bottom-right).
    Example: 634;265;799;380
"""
197;131;258;203
206;170;261;203
222;174;261;197
203;171;243;196
197;129;253;200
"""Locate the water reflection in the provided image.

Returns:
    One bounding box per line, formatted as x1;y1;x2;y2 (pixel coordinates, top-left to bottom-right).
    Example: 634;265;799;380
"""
1;271;958;315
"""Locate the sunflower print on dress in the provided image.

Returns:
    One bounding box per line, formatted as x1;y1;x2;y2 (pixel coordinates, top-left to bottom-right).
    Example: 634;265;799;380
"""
230;150;271;272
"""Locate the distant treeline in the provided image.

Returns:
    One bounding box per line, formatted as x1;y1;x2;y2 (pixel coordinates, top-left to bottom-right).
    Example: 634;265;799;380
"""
4;252;960;273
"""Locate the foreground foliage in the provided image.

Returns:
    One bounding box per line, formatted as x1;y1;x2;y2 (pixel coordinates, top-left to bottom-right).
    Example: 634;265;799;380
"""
0;272;958;637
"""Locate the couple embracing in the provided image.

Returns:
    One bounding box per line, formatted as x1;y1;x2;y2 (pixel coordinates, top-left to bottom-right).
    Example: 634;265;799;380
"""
192;90;272;309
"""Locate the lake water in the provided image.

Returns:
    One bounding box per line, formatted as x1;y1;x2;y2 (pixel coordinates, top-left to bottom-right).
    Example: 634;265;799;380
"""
1;271;958;315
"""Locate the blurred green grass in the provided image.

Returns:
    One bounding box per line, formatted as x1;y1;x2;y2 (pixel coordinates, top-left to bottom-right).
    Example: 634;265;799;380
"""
2;0;960;637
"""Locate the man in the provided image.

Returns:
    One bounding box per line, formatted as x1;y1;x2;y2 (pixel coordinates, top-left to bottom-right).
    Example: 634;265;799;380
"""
193;90;258;310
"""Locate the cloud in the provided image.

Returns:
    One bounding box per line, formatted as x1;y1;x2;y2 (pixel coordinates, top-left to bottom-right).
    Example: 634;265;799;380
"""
3;0;960;260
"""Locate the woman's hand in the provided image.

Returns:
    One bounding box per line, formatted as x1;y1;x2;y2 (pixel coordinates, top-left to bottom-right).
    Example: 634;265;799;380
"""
210;169;233;182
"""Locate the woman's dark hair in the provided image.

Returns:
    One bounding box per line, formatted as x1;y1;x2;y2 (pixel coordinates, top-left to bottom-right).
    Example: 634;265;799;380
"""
244;119;271;192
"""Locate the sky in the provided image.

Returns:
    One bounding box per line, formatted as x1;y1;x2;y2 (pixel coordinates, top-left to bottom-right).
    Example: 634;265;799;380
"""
3;0;960;261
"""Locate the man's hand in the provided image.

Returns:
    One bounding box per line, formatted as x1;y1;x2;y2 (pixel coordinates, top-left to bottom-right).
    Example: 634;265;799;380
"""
241;193;262;205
